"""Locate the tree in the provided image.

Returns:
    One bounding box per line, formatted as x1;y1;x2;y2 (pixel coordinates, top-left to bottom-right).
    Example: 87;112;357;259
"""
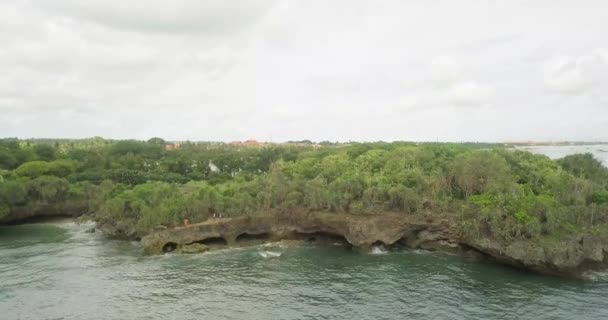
110;140;146;156
558;153;608;186
147;137;166;145
34;144;56;161
450;151;513;198
47;160;76;177
15;161;50;178
0;180;28;206
26;176;70;203
0;148;17;169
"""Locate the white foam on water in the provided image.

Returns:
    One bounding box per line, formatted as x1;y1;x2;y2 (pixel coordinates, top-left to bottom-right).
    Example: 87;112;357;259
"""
262;242;287;249
583;270;608;281
412;249;431;255
259;251;282;258
370;246;388;255
50;220;96;234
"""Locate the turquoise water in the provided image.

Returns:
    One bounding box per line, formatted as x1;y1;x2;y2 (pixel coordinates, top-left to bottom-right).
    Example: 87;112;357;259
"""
519;144;608;166
1;223;608;319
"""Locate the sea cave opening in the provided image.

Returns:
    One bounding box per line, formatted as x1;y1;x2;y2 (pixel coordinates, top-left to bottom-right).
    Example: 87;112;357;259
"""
194;237;228;246
372;240;388;247
295;231;350;247
162;242;178;253
235;232;271;242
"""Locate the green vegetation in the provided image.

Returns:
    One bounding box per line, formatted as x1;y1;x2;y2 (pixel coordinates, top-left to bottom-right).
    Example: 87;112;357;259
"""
1;138;607;240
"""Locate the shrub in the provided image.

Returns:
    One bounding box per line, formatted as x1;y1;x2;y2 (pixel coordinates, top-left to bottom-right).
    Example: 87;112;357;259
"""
450;151;513;198
15;161;50;178
592;191;608;204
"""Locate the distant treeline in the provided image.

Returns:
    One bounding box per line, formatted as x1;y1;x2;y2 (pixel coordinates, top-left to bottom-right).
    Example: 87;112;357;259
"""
1;138;607;240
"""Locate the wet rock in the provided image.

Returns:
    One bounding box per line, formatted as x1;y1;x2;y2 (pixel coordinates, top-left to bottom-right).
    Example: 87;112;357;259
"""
403;228;461;252
142;212;451;255
405;229;441;248
419;240;460;252
464;235;608;277
96;218;141;240
0;204;87;225
85;227;96;233
180;243;209;254
139;211;608;277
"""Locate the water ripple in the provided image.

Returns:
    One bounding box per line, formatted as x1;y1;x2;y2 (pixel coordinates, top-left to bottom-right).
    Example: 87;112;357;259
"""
1;224;608;319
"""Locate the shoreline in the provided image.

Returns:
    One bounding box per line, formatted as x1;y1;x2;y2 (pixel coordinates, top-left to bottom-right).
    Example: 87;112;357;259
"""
135;211;608;278
2;211;607;278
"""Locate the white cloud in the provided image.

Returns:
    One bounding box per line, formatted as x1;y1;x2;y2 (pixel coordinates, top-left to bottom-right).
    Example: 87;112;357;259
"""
430;56;464;87
443;81;494;107
37;0;277;34
542;56;587;94
542;49;608;96
427;56;493;107
0;0;607;141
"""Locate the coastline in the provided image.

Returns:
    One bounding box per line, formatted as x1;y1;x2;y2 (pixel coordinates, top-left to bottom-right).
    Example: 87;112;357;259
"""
134;211;608;278
1;209;607;278
2;140;607;279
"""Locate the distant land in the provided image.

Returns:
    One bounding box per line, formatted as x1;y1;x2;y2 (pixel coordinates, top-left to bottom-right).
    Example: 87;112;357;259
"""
504;141;608;147
2;137;607;147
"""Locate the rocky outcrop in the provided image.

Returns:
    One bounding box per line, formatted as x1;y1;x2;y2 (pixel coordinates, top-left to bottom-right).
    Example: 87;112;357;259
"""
141;211;608;277
96;217;142;240
466;235;608;277
405;229;461;253
142;211;456;254
180;243;209;254
0;204;87;225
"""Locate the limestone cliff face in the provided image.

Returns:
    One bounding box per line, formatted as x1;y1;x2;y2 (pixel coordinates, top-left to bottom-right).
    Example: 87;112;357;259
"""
466;235;608;276
141;211;608;277
0;204;86;225
141;212;455;255
5;203;606;277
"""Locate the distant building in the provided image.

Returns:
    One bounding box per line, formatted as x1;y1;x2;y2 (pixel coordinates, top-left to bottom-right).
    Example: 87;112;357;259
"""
229;140;264;147
243;140;260;146
165;143;182;151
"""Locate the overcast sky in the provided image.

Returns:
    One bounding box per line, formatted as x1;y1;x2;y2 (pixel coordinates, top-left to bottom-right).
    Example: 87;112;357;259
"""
1;0;607;142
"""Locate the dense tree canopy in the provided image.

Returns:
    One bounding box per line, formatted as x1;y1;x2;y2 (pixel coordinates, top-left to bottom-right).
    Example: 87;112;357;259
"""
0;138;607;239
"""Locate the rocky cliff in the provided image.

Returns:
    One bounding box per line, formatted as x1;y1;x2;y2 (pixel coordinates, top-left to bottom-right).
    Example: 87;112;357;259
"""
141;211;608;277
0;204;86;225
142;212;457;254
466;235;608;276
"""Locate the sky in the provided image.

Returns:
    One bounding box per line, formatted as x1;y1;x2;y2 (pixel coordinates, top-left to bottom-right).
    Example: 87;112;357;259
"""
1;0;607;142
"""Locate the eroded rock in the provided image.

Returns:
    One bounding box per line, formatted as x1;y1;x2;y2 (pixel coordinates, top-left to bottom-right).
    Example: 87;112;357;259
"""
139;211;608;277
466;235;608;276
180;243;209;254
142;212;452;255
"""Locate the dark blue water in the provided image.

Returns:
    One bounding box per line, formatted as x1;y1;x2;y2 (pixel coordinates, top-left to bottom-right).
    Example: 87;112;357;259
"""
1;222;608;319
